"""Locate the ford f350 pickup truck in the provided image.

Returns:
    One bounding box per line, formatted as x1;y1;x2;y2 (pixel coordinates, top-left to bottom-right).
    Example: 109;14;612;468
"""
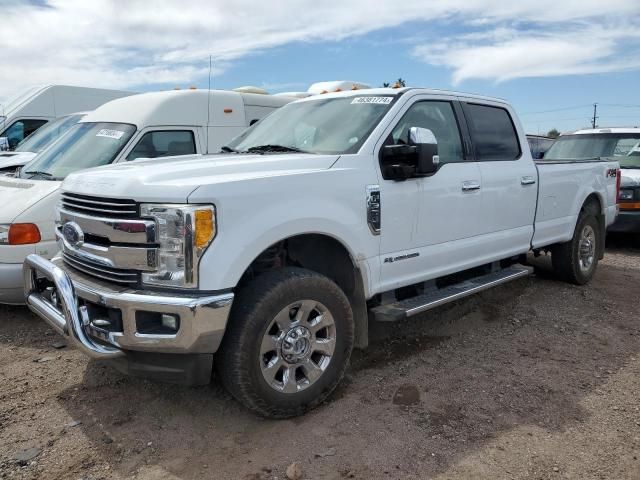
23;88;620;418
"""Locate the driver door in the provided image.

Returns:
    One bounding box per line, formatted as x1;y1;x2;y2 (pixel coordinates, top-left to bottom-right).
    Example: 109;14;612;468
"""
377;97;483;292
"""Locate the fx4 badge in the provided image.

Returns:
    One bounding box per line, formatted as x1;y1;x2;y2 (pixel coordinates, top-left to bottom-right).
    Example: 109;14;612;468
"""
606;168;618;178
384;252;419;263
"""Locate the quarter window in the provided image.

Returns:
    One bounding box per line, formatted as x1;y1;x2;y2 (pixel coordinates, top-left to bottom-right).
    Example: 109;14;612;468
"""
389;101;464;164
465;104;521;161
127;130;196;161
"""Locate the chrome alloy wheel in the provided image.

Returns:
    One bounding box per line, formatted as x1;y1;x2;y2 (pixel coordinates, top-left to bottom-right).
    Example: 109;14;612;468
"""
578;224;596;273
260;300;336;393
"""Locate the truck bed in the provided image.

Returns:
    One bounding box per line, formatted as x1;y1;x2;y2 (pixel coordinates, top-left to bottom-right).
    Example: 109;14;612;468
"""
532;159;619;249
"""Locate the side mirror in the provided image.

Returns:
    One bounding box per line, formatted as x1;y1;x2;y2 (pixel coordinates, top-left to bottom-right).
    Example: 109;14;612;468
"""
0;137;8;152
408;127;439;174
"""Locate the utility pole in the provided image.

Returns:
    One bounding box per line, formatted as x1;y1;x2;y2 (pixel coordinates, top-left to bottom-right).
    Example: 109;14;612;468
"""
591;103;598;129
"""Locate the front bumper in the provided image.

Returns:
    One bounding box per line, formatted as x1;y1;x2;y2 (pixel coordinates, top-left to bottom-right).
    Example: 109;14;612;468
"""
23;254;234;361
608;210;640;233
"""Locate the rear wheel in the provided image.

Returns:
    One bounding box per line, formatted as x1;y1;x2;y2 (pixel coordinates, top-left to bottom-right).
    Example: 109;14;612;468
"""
216;267;354;418
552;210;601;285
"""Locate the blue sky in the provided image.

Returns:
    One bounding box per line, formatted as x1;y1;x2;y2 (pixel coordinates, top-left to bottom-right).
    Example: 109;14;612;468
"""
210;27;640;134
1;0;639;134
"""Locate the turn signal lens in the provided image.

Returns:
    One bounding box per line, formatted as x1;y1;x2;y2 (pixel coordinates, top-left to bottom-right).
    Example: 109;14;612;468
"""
195;209;215;248
9;223;41;245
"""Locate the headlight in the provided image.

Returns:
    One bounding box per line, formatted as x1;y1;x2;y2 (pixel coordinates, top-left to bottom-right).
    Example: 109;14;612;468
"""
619;189;634;201
140;204;216;288
0;223;41;245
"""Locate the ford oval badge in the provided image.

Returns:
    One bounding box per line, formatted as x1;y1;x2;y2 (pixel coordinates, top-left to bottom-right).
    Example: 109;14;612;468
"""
62;222;84;248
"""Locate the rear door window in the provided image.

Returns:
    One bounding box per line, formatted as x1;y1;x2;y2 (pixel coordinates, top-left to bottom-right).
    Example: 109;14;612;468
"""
126;130;196;161
464;104;521;161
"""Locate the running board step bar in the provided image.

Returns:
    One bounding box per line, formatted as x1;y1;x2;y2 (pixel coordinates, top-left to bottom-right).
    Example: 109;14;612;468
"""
371;265;532;322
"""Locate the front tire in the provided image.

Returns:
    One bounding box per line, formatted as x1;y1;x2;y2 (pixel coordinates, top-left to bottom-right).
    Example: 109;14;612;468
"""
216;267;354;418
552;210;601;285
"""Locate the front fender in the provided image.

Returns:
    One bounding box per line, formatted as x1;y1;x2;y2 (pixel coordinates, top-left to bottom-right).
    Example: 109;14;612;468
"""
189;167;379;294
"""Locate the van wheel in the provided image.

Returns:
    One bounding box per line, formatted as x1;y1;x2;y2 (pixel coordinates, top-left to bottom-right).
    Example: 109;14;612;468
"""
216;267;354;418
552;211;600;285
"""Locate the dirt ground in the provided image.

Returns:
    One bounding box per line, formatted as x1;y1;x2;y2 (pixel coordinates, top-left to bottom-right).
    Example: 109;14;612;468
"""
1;235;639;480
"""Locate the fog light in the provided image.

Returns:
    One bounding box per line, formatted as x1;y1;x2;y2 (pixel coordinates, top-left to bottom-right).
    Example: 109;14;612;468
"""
161;314;179;331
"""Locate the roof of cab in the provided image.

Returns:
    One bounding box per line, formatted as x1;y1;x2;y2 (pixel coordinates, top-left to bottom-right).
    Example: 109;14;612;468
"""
571;127;640;135
80;89;293;129
293;87;509;105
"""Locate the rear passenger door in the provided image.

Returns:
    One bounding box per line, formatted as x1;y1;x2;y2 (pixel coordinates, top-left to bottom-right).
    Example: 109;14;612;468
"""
461;101;537;259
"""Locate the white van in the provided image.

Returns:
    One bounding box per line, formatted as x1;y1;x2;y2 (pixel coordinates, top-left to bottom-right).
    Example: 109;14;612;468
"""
0;112;87;174
0;85;134;151
0;88;295;303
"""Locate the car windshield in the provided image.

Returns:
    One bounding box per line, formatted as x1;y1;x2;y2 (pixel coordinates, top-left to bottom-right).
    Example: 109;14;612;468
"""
226;95;395;155
15;114;84;153
20;122;136;180
543;133;640;168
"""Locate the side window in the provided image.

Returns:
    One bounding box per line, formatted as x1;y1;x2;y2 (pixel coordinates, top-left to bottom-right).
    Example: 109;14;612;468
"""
126;130;196;161
464;104;521;161
2;119;48;149
389;101;464;164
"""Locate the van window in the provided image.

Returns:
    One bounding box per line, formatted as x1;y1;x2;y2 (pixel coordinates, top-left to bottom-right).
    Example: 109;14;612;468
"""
127;130;196;161
388;101;464;164
2;119;48;149
15;114;84;153
464;104;521;161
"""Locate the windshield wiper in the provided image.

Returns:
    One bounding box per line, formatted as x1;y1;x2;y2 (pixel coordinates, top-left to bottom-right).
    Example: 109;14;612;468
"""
246;144;309;154
220;145;240;153
23;170;55;180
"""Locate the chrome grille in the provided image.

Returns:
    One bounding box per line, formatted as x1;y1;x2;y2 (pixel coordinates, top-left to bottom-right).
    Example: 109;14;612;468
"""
61;193;138;219
63;252;139;285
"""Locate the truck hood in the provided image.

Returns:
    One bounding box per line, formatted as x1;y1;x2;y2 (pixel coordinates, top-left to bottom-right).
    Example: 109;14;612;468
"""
63;153;340;202
620;168;640;187
0;176;61;223
0;151;36;170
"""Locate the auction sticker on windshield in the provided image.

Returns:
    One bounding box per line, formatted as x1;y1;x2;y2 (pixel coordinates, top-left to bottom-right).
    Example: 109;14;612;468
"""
351;97;393;105
96;129;125;140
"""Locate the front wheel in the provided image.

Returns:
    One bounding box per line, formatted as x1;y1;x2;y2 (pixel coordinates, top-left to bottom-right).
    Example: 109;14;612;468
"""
552;211;601;285
216;267;354;418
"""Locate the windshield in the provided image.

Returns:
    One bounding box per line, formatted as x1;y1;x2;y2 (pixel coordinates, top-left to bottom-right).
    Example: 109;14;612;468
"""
20;122;136;180
15;114;84;153
226;95;395;155
544;133;640;168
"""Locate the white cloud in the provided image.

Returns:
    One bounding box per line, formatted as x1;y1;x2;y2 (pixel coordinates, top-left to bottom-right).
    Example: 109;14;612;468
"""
0;0;639;97
414;23;640;84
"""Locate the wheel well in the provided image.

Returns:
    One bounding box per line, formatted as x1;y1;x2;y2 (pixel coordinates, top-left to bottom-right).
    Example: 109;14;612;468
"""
581;193;605;259
581;193;602;215
240;234;369;348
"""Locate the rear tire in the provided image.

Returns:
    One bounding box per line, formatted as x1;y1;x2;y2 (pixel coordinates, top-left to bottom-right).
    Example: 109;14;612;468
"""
552;210;601;285
216;267;354;418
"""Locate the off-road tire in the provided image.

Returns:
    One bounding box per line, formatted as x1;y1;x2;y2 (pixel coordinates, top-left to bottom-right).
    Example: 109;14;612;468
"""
216;267;354;418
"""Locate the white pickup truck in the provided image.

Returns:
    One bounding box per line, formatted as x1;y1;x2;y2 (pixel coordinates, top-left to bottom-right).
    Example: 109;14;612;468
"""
24;87;620;418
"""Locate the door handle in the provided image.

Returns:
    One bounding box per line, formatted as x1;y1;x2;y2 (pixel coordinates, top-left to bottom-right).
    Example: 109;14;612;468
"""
462;180;481;192
521;176;536;186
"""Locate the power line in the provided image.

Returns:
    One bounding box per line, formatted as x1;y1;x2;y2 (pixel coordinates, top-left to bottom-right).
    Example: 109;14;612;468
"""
599;103;640;108
591;103;598;129
520;105;592;116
